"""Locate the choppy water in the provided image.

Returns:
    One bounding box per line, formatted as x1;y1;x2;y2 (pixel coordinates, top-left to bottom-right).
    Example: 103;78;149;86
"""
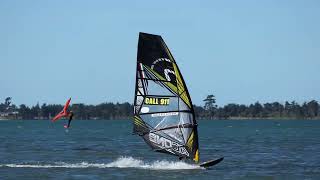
0;119;319;179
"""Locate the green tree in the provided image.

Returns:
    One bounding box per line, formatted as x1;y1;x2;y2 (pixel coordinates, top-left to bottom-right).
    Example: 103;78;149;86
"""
306;100;319;118
5;97;12;107
203;95;217;118
18;104;31;119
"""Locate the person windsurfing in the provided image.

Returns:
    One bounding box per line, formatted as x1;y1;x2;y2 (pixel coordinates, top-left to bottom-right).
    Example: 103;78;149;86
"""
52;98;74;128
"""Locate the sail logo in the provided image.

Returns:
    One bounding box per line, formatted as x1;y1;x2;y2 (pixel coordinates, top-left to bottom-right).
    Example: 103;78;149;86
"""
149;133;172;148
151;58;176;81
145;97;170;105
149;133;189;156
151;58;172;69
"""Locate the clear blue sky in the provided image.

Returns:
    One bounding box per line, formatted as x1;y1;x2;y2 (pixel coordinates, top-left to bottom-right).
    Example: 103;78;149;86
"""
1;0;319;106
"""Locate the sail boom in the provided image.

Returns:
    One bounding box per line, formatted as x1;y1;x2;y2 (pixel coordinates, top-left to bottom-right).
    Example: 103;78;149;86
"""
150;123;194;132
139;110;193;115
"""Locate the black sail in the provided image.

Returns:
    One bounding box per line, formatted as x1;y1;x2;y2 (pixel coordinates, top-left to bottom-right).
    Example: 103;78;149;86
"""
133;32;199;162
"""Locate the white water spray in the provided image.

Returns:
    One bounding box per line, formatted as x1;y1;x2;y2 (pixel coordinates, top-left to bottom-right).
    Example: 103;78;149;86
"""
1;156;203;170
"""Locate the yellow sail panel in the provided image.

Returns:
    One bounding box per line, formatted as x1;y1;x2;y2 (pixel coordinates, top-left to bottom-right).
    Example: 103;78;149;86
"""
134;116;146;127
187;131;194;150
172;63;192;108
180;91;191;108
193;149;199;163
187;131;199;163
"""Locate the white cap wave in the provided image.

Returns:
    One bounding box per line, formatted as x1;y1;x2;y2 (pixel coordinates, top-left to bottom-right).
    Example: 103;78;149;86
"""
2;156;203;170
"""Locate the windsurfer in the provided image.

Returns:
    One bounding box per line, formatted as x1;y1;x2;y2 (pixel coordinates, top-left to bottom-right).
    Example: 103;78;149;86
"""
52;98;75;129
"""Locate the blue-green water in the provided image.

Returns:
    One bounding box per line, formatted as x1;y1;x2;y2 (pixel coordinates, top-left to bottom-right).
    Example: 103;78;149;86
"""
0;120;319;179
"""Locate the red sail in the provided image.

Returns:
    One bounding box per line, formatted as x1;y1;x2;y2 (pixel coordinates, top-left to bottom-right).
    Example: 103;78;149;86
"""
52;98;71;122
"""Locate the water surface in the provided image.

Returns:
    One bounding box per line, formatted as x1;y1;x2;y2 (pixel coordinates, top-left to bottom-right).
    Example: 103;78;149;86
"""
0;120;319;179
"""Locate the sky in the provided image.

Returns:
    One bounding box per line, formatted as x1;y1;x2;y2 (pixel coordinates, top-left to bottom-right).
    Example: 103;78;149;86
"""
1;0;320;106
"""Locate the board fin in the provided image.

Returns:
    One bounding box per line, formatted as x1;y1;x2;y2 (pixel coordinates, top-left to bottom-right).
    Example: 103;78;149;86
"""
199;157;224;168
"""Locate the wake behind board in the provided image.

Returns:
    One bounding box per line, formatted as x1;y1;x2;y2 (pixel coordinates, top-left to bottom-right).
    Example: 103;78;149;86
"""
199;157;224;168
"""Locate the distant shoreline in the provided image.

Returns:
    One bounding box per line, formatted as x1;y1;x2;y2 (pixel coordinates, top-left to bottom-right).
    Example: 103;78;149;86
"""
2;118;320;121
1;99;319;120
224;117;320;120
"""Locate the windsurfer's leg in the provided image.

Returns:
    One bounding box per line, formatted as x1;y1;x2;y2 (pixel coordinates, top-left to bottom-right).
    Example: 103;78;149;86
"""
66;115;73;128
67;119;72;128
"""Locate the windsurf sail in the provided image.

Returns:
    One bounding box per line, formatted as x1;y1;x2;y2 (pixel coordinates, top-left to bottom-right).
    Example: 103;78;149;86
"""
133;32;199;163
52;98;71;122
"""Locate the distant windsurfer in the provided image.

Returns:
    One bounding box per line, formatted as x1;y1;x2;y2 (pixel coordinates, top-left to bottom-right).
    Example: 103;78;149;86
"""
52;98;75;128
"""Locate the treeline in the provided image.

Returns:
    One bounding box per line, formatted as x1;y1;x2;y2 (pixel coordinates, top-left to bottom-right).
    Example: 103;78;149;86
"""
18;102;132;120
194;100;320;119
1;98;320;120
0;97;132;120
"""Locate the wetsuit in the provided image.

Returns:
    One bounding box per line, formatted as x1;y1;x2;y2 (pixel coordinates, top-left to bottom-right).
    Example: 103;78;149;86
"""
66;112;73;128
